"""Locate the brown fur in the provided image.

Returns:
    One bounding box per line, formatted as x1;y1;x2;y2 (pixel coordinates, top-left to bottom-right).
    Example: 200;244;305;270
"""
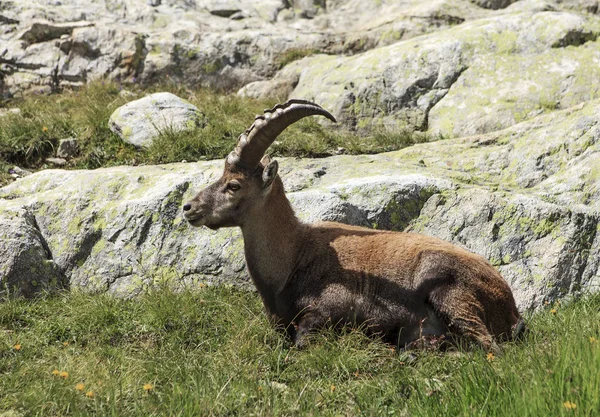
184;160;524;351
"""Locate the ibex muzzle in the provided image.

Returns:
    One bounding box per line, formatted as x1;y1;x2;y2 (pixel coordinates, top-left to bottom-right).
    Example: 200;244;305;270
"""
183;100;525;351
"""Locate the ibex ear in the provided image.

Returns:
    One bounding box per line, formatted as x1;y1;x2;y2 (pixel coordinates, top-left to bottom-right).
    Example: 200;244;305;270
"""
262;160;278;189
260;154;272;166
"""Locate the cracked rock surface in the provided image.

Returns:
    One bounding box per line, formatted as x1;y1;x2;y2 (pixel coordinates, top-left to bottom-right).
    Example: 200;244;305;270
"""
0;206;65;297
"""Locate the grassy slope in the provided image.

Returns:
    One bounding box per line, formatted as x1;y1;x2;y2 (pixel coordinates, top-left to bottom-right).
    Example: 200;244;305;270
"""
0;81;432;186
1;288;598;417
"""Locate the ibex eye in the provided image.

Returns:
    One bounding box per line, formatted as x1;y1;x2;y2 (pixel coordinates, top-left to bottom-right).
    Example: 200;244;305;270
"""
227;182;241;191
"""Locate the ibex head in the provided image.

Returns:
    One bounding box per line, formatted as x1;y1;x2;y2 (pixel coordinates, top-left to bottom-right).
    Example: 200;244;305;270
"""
182;100;336;230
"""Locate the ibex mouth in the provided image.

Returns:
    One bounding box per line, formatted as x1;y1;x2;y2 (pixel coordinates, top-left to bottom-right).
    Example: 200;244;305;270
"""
183;213;206;227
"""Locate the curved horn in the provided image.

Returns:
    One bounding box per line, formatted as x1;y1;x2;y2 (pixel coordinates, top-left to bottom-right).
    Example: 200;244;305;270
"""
228;99;336;169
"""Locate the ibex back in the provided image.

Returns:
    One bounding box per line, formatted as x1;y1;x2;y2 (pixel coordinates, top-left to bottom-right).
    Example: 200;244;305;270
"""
183;100;524;350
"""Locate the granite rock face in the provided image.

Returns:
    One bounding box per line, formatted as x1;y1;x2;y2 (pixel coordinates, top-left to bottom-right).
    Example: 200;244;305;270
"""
250;10;600;134
0;206;65;297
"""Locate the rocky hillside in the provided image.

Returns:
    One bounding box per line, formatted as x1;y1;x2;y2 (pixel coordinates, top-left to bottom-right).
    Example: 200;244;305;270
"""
1;0;600;310
3;0;600;133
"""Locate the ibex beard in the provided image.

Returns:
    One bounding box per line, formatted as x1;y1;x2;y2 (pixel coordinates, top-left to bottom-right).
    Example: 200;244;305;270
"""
183;100;526;351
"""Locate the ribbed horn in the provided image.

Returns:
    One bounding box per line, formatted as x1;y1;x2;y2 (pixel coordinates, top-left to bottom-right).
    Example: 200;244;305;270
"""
227;99;336;169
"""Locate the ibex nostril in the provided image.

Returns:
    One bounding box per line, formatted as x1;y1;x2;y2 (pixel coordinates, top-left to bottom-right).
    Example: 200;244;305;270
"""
183;203;192;212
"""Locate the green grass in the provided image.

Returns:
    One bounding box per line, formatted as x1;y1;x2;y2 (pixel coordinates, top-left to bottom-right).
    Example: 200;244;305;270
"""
0;81;436;186
1;287;598;416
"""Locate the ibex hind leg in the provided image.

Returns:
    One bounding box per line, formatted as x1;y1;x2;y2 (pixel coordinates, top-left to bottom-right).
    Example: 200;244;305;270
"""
395;304;451;351
428;287;497;351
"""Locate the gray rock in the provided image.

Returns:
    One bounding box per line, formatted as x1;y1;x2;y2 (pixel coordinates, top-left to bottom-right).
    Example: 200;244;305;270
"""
0;207;65;297
555;0;600;14
56;138;79;159
229;11;248;20
20;21;94;44
45;157;67;166
209;7;242;18
10;166;32;178
428;41;600;137
108;92;204;148
282;11;600;132
0;14;19;25
0;0;545;98
0;108;20;117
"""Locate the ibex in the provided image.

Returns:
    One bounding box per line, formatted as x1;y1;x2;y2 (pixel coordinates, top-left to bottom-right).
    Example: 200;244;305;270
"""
183;100;525;350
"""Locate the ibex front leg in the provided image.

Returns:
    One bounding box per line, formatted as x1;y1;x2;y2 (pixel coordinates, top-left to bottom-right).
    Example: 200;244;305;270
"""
292;309;330;349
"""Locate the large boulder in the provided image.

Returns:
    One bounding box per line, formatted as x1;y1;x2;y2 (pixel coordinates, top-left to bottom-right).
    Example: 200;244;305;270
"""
428;39;600;137
108;92;204;148
250;11;600;133
2;98;600;310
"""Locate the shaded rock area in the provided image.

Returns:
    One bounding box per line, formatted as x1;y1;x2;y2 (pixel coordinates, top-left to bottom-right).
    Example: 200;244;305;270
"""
2;97;600;310
0;206;65;297
470;0;519;9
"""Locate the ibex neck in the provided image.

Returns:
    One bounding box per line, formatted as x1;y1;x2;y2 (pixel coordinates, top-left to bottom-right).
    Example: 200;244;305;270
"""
240;184;302;298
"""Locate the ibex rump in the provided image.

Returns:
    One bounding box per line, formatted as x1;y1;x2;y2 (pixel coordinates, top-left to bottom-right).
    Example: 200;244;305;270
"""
183;100;524;350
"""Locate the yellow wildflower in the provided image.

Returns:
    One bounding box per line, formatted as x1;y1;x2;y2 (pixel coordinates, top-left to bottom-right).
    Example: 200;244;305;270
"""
550;308;557;314
63;342;69;347
59;371;69;378
330;385;336;393
563;401;577;410
13;344;21;351
75;383;85;391
52;369;60;376
85;391;94;398
143;383;154;392
487;352;495;362
42;126;48;132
